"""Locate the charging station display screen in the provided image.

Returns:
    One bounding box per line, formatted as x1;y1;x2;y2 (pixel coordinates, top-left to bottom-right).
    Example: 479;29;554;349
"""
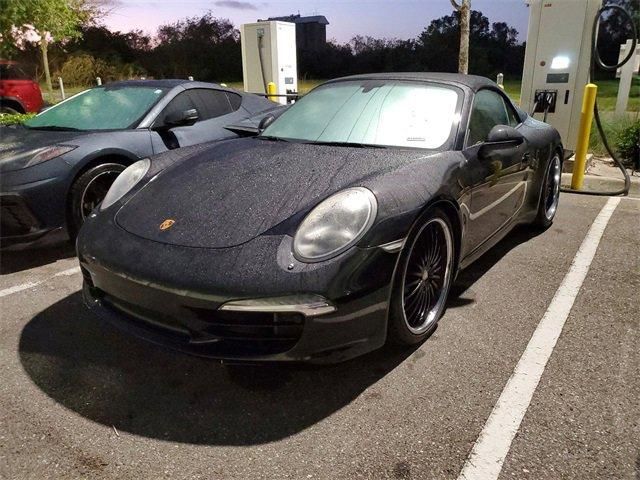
262;80;461;150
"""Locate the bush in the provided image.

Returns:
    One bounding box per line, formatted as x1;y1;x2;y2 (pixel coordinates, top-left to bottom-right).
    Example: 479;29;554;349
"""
589;114;638;158
0;113;36;126
615;120;640;169
55;54;146;87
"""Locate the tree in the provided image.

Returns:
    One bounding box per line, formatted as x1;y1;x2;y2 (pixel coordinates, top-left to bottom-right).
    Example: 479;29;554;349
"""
449;0;471;74
417;10;524;77
150;13;241;81
0;0;103;93
595;0;640;78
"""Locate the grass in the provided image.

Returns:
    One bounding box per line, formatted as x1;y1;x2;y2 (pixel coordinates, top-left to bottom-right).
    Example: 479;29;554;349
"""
0;112;35;126
41;85;89;105
589;111;639;156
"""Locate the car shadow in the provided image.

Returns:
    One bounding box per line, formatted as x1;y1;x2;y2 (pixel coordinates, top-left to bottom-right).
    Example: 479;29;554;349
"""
19;292;418;446
448;225;545;305
1;244;75;274
17;225;541;446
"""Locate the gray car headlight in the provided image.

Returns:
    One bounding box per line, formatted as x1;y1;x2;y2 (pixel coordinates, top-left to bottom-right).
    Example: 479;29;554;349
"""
29;145;78;167
293;187;378;262
1;145;78;171
100;158;150;211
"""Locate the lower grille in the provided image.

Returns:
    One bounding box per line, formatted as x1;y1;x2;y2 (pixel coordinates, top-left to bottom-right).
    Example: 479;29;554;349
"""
0;196;40;237
96;288;304;356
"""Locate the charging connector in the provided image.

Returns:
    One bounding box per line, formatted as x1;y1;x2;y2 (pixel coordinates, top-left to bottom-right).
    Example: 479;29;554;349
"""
533;90;558;114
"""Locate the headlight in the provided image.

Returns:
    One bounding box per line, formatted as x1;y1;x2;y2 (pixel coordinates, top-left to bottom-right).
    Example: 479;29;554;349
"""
23;145;78;168
100;158;150;211
293;187;377;262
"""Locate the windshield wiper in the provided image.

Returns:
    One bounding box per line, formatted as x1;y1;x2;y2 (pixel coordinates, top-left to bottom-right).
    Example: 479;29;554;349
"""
26;125;82;131
258;135;290;142
309;140;388;149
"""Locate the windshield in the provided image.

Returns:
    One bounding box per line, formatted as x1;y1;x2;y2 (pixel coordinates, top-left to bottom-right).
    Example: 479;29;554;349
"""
25;85;169;131
0;63;31;80
262;80;461;149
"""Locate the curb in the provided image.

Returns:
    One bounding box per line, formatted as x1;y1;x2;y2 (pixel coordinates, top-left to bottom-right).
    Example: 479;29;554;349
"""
561;173;640;198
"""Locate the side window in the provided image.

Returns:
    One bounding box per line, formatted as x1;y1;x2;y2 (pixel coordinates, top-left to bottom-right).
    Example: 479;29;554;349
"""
467;89;510;146
0;64;30;80
188;89;233;120
226;92;242;111
156;91;196;126
505;100;520;127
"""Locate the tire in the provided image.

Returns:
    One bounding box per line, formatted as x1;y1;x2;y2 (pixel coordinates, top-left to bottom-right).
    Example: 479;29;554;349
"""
531;152;561;229
388;208;456;345
68;162;126;238
0;105;21;114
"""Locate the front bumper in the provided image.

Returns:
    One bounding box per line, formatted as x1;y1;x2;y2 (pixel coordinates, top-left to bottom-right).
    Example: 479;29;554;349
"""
78;214;400;364
0;193;65;249
1;160;70;249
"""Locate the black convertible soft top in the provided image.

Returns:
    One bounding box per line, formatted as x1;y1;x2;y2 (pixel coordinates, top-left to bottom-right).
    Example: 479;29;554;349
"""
325;72;497;92
104;79;192;89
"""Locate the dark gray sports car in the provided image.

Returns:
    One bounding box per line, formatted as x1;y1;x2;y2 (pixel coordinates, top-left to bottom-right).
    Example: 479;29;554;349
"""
77;73;562;364
0;79;282;249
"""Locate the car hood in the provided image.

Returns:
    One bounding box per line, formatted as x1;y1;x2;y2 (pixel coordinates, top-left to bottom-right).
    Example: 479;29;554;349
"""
0;125;84;171
116;137;433;249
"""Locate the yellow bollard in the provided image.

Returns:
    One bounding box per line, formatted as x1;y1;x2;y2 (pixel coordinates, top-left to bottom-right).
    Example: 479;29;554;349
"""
571;83;597;190
267;82;277;102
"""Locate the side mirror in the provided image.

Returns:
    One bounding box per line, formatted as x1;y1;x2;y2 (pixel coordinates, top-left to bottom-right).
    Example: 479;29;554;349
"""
485;124;525;145
479;125;525;159
258;115;275;132
163;108;199;128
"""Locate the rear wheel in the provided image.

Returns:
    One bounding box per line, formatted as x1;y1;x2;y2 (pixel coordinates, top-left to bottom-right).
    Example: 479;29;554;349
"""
0;105;21;114
68;162;126;238
532;153;561;229
388;208;455;345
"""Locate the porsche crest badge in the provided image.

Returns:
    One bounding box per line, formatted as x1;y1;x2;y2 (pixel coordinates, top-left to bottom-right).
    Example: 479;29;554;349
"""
159;219;175;231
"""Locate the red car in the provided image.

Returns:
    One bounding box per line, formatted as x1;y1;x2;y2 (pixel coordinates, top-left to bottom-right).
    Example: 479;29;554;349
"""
0;60;44;114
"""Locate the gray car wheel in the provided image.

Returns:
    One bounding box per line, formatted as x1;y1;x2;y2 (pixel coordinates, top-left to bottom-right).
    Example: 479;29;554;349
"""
68;163;126;238
532;153;561;229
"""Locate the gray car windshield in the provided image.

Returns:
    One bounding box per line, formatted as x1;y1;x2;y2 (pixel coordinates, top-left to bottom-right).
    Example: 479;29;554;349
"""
262;80;461;149
25;85;168;131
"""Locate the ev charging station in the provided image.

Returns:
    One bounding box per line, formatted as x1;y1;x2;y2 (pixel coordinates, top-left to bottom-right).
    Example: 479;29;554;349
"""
520;0;602;155
240;21;298;105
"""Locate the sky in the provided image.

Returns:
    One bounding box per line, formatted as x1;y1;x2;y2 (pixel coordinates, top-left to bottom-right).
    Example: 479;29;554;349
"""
101;0;532;43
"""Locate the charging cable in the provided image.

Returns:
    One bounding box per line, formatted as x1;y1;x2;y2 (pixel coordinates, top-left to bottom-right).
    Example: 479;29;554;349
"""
560;4;638;196
257;30;269;94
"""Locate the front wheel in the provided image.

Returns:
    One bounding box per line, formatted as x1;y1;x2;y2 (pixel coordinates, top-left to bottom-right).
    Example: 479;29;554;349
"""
68;163;126;238
388;208;455;345
532;153;561;229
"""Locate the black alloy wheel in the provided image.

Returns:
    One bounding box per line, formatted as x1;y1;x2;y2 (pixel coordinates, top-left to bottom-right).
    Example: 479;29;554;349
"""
389;208;455;345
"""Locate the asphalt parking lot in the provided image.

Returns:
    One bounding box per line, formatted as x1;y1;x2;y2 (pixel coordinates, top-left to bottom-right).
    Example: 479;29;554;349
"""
0;193;638;480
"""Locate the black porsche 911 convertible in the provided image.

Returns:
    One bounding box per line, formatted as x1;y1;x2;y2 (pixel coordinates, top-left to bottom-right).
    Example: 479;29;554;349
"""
77;73;562;364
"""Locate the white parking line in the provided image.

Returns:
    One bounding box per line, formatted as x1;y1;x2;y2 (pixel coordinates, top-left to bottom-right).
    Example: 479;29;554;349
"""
0;282;41;298
0;266;81;299
458;197;621;480
54;266;81;277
